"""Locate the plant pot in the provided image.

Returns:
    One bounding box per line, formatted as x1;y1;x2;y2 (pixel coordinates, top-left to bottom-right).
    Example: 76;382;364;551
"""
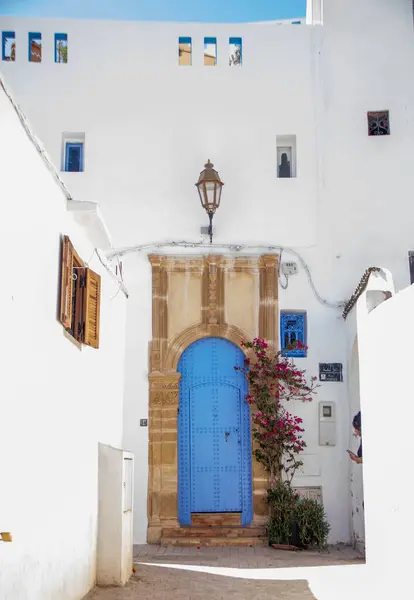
270;543;298;551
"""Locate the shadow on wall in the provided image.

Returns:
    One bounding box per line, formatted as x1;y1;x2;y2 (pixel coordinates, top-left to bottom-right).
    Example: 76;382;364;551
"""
348;338;365;554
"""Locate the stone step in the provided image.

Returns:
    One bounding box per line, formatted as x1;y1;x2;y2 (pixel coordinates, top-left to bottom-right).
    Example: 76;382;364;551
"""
160;536;267;547
162;526;266;539
191;512;242;527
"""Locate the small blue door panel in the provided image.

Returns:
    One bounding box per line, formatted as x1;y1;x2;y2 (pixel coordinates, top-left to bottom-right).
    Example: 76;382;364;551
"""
178;337;252;525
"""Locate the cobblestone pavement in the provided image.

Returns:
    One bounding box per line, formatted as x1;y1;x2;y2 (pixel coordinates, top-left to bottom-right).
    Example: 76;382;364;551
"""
84;545;364;599
133;543;365;569
85;565;315;599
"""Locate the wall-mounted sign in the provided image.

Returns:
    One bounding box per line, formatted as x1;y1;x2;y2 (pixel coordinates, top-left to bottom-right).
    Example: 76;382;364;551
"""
140;419;148;427
319;363;343;382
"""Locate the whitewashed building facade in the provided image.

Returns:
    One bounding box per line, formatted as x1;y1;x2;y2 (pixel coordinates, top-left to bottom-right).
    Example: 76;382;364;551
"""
2;0;414;596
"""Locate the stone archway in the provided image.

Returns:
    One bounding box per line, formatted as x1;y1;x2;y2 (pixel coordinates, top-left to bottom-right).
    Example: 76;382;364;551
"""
147;254;278;543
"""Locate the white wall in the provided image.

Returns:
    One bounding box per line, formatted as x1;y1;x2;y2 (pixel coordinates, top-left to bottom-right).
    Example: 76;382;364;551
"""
0;80;127;600
1;0;414;546
356;277;414;575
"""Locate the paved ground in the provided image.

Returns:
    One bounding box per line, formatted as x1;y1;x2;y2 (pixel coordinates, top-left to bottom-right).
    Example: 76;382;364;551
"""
84;545;364;599
85;565;315;599
133;543;364;569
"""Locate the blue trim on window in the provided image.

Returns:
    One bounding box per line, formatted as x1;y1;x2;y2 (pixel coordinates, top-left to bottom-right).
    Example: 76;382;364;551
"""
179;36;191;44
280;312;307;357
292;21;302;24
2;31;15;61
65;143;83;172
55;33;68;63
28;32;41;62
204;37;217;45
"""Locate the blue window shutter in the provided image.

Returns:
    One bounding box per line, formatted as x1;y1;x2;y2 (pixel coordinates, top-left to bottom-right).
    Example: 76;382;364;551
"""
65;143;83;172
280;312;307;357
179;36;191;44
204;37;217;45
409;252;414;285
2;31;15;61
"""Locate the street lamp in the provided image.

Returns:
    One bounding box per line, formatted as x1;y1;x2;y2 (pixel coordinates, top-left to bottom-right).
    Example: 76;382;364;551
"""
195;159;224;244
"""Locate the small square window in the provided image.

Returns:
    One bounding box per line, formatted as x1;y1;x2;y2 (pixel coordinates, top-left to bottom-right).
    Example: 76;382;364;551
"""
65;143;84;172
323;406;332;418
367;111;390;136
2;31;15;62
55;33;68;63
204;37;217;66
229;37;242;66
280;312;307;357
29;32;42;62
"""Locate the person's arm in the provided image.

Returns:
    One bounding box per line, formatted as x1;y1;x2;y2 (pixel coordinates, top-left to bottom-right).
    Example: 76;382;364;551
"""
347;450;363;464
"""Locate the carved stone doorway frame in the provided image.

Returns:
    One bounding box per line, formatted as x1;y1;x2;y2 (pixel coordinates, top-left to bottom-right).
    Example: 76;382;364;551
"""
147;254;278;543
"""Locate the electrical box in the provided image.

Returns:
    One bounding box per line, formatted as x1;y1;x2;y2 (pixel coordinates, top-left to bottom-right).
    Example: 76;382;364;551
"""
97;444;135;587
281;261;298;276
319;401;336;446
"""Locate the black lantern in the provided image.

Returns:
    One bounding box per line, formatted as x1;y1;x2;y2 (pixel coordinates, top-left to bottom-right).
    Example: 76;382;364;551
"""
195;159;224;244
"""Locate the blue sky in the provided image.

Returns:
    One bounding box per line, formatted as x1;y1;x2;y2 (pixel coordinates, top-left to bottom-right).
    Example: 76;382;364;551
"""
0;0;306;22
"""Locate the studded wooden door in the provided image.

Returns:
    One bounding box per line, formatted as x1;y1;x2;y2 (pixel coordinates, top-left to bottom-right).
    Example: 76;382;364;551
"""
177;338;252;526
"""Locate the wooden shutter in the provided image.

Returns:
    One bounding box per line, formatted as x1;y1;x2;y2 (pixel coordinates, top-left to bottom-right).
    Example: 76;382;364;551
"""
83;268;101;348
59;235;74;329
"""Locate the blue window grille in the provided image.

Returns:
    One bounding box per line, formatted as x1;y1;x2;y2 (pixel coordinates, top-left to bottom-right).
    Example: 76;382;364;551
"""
55;33;68;63
280;312;307;357
229;37;242;66
28;32;42;62
2;31;15;61
65;143;83;172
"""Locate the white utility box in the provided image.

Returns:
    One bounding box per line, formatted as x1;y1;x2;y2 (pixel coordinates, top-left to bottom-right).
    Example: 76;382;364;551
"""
318;401;336;446
97;443;134;586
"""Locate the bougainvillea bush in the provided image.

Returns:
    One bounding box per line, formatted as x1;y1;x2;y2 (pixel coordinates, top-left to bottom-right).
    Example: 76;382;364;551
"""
235;337;319;488
235;338;330;548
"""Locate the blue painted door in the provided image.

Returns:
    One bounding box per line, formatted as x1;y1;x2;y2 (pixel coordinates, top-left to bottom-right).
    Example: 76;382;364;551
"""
178;338;252;525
